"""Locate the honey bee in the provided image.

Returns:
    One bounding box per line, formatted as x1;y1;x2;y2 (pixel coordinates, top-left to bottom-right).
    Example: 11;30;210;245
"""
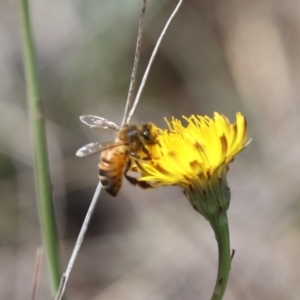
76;115;159;196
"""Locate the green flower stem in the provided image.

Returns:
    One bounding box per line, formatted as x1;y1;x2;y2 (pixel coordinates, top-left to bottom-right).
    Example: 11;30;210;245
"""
209;212;231;300
18;0;61;295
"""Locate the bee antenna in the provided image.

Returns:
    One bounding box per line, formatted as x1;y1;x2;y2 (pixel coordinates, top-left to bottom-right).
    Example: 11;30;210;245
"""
122;0;147;127
125;0;183;125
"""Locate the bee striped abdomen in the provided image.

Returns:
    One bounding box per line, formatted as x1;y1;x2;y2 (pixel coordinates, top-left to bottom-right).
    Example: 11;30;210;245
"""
98;147;128;197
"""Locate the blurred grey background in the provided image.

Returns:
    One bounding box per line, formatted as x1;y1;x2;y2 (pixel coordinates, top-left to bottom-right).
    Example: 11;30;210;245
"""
1;0;300;299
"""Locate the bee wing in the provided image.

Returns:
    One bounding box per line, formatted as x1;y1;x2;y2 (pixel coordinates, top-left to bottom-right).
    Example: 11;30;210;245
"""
76;141;126;157
80;115;121;132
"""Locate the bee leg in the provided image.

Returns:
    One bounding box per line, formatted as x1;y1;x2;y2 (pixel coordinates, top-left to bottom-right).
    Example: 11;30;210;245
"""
129;151;152;161
124;160;153;190
141;144;153;159
125;174;153;190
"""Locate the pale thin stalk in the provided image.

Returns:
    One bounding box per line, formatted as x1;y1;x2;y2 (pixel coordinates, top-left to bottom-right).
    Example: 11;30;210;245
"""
31;248;43;300
126;0;183;125
121;0;147;126
209;212;231;300
54;182;102;300
18;0;61;295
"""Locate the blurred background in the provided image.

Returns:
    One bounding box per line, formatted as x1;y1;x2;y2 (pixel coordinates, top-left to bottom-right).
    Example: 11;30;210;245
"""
1;0;300;299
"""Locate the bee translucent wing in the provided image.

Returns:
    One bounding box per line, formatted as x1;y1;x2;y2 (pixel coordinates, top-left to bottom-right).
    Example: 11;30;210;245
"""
80;115;120;132
76;141;126;157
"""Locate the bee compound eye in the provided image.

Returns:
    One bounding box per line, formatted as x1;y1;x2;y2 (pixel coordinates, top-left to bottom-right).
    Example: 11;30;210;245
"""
142;129;150;141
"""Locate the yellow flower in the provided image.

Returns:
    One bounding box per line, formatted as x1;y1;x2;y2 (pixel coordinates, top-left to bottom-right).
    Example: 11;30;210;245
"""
134;112;251;219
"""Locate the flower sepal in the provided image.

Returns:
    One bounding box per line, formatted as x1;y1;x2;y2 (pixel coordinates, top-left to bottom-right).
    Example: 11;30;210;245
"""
185;171;231;221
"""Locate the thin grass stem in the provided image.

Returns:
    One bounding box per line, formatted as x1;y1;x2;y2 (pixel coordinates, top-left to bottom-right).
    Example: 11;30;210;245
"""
121;0;147;126
31;248;43;300
18;0;61;295
54;182;102;300
126;0;183;124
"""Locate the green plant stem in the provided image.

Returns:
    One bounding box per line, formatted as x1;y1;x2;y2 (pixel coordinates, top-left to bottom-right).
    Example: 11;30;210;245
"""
18;0;61;295
209;212;231;300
